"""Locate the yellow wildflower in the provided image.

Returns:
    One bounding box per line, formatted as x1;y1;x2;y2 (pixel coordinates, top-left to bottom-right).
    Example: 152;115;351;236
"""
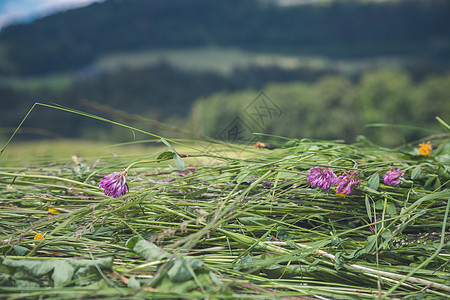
34;232;43;240
418;141;432;156
32;232;43;246
48;204;64;214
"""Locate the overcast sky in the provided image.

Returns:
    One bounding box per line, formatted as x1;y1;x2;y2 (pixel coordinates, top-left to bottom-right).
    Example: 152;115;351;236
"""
0;0;103;29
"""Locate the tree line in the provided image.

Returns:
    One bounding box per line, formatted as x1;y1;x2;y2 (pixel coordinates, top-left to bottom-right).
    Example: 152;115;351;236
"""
189;69;450;146
1;63;448;146
0;0;449;76
0;62;338;140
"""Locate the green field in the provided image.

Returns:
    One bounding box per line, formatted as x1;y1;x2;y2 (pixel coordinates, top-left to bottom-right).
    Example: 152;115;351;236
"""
0;139;152;167
94;47;409;75
2;46;409;93
2;46;411;86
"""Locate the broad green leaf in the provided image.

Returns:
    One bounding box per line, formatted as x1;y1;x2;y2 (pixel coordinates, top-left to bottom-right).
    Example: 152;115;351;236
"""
381;229;392;240
156;273;211;293
171;261;190;279
375;200;396;215
160;138;177;153
282;140;297;148
127;275;140;289
234;255;259;272
125;235;141;250
2;257;112;287
167;256;203;282
13;245;28;256
128;237;213;289
132;239;170;261
335;234;378;269
386;201;397;216
209;271;223;286
70;257;113;282
173;153;185;170
374;199;384;210
71;257;113;269
147;259;173;288
238;217;272;226
365;234;378;252
411;165;421;180
334;252;345;270
0;258;10;275
185;257;204;270
157;151;174;162
0;273;12;286
14;279;40;288
424;176;435;190
437;166;448;179
433;177;441;191
367;173;379;191
3;260;54;276
74;266;98;285
51;261;74;287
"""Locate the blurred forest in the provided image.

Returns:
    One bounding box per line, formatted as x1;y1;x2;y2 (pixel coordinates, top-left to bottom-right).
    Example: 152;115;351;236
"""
0;0;449;146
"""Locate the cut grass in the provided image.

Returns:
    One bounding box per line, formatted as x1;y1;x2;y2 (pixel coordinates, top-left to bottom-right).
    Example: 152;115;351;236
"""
0;105;449;299
0;136;449;299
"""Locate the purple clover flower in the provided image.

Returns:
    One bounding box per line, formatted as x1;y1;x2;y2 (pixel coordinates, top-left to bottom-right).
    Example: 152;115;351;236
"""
99;170;128;198
383;167;404;186
335;170;361;196
307;167;336;192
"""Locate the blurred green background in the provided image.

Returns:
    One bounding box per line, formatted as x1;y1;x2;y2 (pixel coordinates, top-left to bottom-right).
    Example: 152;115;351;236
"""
1;0;449;147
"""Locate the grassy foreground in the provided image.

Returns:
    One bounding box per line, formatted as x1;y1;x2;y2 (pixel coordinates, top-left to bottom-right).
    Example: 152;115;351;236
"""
0;128;449;299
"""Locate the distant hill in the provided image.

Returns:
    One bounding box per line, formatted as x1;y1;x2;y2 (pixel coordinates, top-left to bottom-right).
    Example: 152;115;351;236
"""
0;0;449;76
